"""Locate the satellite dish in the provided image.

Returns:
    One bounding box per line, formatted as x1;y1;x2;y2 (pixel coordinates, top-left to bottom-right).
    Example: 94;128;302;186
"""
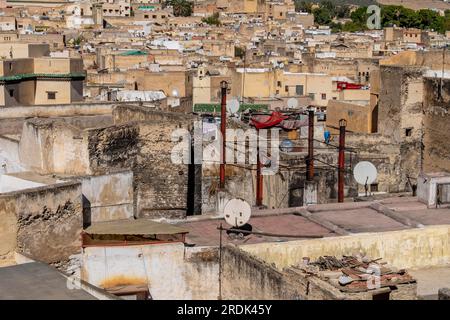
226;98;240;114
353;161;377;185
287;98;298;109
223;198;251;228
280;139;294;152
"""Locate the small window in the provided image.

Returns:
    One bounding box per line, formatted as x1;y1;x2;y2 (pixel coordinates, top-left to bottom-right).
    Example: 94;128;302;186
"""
405;128;413;137
285;85;289;92
321;93;327;100
8;89;14;97
370;183;379;192
277;81;281;87
47;91;56;100
153;15;157;19
144;15;149;18
295;85;303;96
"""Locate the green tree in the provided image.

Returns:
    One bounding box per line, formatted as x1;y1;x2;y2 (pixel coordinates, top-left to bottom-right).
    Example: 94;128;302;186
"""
235;47;245;59
313;6;332;25
164;0;193;17
202;12;221;26
295;0;313;13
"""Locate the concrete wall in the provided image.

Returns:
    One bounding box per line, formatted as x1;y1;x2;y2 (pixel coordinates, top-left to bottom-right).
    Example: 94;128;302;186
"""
0;182;83;266
19;120;91;175
241;225;450;270
82;243;218;300
81;170;134;224
326;100;371;134
423;78;450;173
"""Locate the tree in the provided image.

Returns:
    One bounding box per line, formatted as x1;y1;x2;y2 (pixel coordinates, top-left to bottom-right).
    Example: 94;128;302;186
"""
235;46;245;59
165;0;193;17
313;7;332;25
295;0;313;13
202;12;221;26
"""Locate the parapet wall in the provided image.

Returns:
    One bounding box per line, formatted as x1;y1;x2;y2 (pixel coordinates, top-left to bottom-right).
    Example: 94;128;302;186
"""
240;225;450;270
0;182;83;267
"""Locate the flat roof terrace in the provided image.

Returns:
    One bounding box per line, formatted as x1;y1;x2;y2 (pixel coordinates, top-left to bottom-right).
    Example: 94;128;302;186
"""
176;196;450;247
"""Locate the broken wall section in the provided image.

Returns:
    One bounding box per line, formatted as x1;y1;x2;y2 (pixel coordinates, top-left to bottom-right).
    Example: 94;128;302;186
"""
0;182;83;269
423;78;450;173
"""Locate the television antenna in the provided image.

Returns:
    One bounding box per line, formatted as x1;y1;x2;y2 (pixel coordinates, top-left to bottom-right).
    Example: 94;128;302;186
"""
353;161;378;197
223;198;251;228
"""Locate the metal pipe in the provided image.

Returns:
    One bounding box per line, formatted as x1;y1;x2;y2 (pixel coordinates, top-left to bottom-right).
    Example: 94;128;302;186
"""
256;129;263;207
307;109;314;181
338;119;347;203
218;223;223;300
219;81;228;189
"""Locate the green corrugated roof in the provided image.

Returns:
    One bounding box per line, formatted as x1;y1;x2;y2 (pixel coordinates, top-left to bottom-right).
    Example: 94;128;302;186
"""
0;72;85;82
138;5;155;10
194;103;269;113
118;50;147;56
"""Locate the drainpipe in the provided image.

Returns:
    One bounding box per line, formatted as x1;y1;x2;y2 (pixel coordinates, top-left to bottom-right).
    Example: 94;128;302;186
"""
307;109;314;181
256;129;263;207
219;81;228;189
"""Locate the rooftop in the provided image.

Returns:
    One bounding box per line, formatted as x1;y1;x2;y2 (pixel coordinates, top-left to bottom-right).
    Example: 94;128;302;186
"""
176;196;450;247
0;262;97;300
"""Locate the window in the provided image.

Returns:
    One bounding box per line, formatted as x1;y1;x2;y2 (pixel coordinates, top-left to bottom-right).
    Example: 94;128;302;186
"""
47;91;56;100
144;15;149;18
295;85;303;96
405;128;413;137
370;183;379;192
153;15;157;19
8;89;14;97
277;81;281;87
285;85;289;92
321;93;326;100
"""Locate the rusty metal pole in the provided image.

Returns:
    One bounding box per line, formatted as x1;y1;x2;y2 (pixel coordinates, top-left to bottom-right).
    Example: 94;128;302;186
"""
338;119;347;203
256;129;263;207
219;81;228;189
307;109;314;181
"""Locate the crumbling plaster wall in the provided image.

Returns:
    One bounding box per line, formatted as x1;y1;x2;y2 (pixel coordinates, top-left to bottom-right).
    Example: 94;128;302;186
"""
423;78;450;173
0;182;83;267
82;243;219;299
359;66;425;192
81;170;134;225
19;120;91;175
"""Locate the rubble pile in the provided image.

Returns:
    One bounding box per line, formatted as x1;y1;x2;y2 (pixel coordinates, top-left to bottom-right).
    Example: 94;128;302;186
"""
296;255;416;292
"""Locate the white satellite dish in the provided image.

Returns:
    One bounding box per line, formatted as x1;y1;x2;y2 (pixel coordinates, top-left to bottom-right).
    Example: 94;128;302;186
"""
171;88;179;97
287;98;298;109
223;198;251;228
353;161;378;185
226;98;240;114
